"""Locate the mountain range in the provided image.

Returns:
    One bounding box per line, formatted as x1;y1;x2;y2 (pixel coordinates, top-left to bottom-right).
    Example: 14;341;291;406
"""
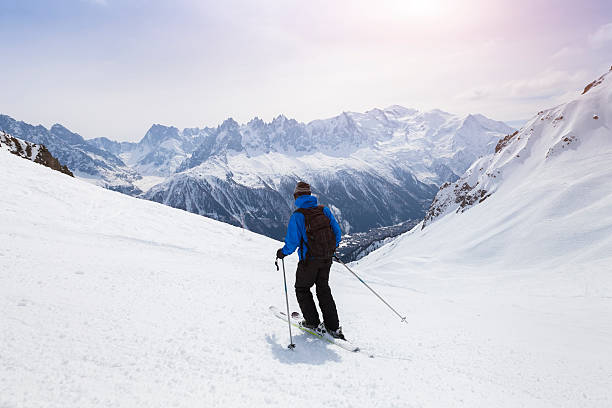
0;106;515;239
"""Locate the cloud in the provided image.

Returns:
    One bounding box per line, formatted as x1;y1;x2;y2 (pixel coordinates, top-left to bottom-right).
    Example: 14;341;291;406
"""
550;46;581;60
455;88;491;101
456;70;584;102
503;70;582;97
589;22;612;48
84;0;108;5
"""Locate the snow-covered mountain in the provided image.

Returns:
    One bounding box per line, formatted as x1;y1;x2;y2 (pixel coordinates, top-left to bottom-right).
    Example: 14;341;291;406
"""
142;107;514;239
422;66;612;231
175;107;514;185
89;124;213;178
0;107;514;240
358;66;612;289
0;115;141;194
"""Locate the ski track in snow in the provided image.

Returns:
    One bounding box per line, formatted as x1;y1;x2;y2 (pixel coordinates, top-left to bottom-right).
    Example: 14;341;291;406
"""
1;150;611;407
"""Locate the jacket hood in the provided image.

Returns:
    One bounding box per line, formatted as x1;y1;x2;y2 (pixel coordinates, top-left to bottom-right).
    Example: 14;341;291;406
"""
295;195;318;208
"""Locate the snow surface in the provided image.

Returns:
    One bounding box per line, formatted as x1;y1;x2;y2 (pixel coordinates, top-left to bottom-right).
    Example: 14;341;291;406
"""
132;175;168;192
2;120;611;407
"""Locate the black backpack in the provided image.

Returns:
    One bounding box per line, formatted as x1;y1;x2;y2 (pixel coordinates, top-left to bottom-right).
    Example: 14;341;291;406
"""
295;206;337;259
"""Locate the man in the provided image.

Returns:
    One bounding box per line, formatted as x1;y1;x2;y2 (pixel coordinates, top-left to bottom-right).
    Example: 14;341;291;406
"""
275;181;344;339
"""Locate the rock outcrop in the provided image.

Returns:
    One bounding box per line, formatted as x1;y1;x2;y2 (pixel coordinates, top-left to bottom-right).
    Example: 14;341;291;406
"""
0;131;74;176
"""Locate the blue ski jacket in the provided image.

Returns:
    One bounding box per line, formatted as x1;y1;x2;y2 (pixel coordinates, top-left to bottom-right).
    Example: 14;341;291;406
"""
281;195;342;261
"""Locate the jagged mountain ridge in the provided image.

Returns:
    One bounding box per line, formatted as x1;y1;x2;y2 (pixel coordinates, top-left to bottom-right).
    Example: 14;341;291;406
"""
86;106;513;186
142;106;514;239
174;107;514;183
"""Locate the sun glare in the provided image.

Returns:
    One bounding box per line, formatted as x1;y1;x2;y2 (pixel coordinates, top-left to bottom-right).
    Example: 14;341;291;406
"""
394;0;442;17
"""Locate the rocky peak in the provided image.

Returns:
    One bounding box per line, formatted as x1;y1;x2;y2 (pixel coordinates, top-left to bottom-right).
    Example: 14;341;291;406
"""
140;124;181;147
50;124;86;145
247;117;265;129
219;117;239;131
271;114;287;124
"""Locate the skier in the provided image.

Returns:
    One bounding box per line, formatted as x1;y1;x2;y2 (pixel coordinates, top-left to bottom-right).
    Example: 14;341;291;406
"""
275;181;344;339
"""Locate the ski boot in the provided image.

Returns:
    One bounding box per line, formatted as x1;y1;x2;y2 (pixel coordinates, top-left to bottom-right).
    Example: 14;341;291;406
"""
327;326;345;340
300;319;320;330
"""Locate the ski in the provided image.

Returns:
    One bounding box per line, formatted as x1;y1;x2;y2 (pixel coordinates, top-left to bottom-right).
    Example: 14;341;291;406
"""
269;305;361;353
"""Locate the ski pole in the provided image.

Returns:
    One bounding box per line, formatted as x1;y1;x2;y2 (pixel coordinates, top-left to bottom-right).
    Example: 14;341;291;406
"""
275;257;296;349
333;255;407;324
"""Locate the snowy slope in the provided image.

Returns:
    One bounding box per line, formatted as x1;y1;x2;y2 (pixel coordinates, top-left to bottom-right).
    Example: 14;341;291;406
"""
3;114;611;407
352;69;612;405
423;67;612;229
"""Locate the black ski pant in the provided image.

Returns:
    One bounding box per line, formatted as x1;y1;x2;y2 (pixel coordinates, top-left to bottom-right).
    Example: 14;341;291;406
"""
294;258;340;331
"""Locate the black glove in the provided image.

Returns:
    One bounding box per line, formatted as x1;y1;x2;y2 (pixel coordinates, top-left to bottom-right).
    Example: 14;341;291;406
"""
276;248;286;259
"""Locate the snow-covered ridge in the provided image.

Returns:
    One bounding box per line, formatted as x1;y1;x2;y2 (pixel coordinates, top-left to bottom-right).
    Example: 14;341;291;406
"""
0;131;73;176
84;106;514;184
422;67;612;228
176;106;514;178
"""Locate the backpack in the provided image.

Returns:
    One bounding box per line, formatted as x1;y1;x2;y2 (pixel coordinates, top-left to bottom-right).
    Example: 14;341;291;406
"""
294;206;337;259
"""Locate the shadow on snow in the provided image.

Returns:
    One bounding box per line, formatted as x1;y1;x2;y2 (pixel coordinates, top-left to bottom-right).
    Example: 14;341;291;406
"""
265;333;342;365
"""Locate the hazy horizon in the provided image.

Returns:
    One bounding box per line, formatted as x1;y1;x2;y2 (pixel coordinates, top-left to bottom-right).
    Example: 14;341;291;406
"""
1;104;530;143
2;0;611;141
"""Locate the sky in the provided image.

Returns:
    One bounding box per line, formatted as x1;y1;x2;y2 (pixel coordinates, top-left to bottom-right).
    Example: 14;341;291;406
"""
1;0;612;142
